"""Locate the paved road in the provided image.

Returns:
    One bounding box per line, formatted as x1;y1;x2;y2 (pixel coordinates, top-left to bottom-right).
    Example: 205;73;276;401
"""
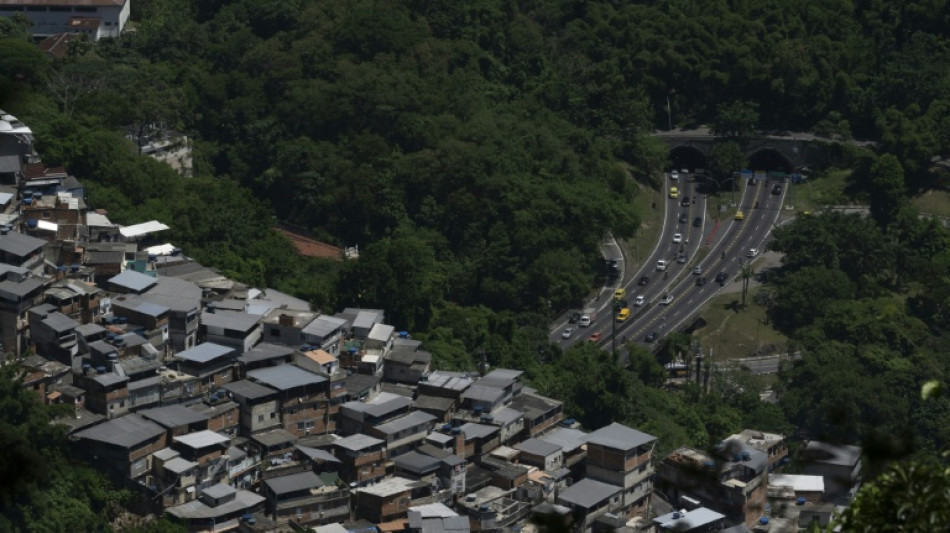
551;172;790;350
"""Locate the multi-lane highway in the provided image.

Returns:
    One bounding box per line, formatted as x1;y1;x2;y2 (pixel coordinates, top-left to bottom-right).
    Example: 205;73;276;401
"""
550;172;787;349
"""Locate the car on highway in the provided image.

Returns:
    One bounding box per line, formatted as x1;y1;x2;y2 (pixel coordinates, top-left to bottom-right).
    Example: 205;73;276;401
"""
569;312;580;324
644;331;659;342
679;212;689;223
680;195;690;207
634;295;645;306
660;294;674;305
672;233;683;244
735;210;744;220
749;177;758;186
656;259;668;271
693;265;703;275
638;276;650;286
715;272;730;283
772;184;783;195
588;331;603;343
669;187;679;199
747;248;759;258
616;308;631;322
677;253;687;264
693;216;703;227
561;327;574;339
670;170;679;181
578;315;591;327
696;276;707;286
614;288;626;300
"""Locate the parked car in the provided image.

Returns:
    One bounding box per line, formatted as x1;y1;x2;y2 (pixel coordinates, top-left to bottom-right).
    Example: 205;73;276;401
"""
747;248;759;258
561;327;574;339
693;265;703;275
638;276;650;286
644;331;659;342
588;331;603;342
677;253;687;264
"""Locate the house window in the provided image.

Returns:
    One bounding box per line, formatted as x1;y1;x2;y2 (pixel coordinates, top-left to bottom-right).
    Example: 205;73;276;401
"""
297;422;305;431
270;327;280;337
257;415;264;423
270;412;277;419
42;211;50;219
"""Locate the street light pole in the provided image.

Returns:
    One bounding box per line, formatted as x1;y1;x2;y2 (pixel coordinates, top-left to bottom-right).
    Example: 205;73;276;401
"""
666;95;672;131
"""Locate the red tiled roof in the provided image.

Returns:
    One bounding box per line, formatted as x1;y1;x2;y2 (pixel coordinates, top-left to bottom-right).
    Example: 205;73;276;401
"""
276;228;343;260
23;162;68;181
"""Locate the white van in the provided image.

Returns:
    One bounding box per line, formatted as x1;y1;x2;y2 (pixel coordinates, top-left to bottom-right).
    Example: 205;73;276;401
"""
656;259;669;271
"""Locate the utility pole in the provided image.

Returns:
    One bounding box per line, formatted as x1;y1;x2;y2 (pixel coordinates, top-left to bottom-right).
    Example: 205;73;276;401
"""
666;95;672;131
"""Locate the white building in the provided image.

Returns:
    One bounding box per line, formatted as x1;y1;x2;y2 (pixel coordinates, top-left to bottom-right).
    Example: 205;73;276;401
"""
0;0;131;41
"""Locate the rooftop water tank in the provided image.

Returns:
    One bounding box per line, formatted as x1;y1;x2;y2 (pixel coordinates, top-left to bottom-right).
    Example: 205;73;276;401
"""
96;366;107;374
759;517;770;525
796;497;806;506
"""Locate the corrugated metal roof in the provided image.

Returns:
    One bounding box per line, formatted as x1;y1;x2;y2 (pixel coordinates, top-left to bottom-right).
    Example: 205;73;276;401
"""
163;457;198;474
587;422;656;451
165;489;264;520
0;231;44;257
373;411;436;436
176;342;233;364
301;315;347;337
237;342;294;364
201;310;262;332
140;404;210;429
222;379;277;400
108;270;157;293
296;445;341;463
515;438;562;457
173;430;230;449
264;471;324;495
119;220;170;238
557;478;620;508
247;365;326;390
394;451;441;475
367;323;394;342
43;311;78;333
335;433;384;452
539;427;588;453
74;414;164;448
459;422;497;441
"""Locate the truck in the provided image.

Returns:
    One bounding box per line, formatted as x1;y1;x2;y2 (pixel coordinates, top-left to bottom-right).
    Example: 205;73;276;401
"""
579;307;596;327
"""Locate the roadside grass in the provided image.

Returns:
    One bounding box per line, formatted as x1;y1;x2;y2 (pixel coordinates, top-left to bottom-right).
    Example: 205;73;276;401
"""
911;188;950;219
691;287;788;362
625;181;665;273
795;169;853;211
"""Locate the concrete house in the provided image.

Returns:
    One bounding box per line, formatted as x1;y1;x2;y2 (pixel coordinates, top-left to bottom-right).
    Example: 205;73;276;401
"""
514;438;563;473
340;392;413;436
299;314;348;356
263;470;348;527
246;365;330;437
0;263;47;356
175;342;236;390
508;391;563;438
110;296;170;351
585;422;657;519
221;379;281;436
727;429;788;472
43;279;101;324
801;441;862;503
72;413;167;481
237;342;295;375
106;270;157;295
259;307;317;347
200;310;262;355
352;476;418;523
141;276;202;351
28;304;79;363
556;478;621;532
384;339;432;385
333;433;388;486
140;404;211;442
0;229;46;271
0;0;131;40
367;410;438;457
164;484;265;533
171;430;232;487
653;507;726;533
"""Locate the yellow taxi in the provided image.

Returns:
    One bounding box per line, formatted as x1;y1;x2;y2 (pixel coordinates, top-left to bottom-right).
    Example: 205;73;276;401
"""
669;187;679;199
735;210;744;221
616;308;631;322
614;288;626;301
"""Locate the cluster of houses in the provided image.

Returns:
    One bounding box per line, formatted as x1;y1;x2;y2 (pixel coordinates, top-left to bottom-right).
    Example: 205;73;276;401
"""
0;111;865;533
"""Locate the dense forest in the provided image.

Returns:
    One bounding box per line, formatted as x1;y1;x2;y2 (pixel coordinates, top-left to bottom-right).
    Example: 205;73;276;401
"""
2;0;950;529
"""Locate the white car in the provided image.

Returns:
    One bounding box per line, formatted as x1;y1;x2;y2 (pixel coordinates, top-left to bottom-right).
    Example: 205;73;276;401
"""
672;233;683;244
578;315;591;327
670;170;679;181
660;294;674;305
747;248;759;258
561;327;574;339
634;295;645;307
